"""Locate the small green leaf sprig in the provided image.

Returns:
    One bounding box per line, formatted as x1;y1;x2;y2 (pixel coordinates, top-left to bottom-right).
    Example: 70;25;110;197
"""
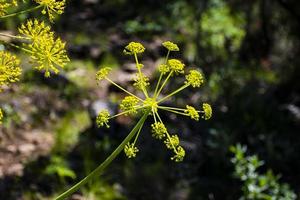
96;41;212;162
231;144;297;200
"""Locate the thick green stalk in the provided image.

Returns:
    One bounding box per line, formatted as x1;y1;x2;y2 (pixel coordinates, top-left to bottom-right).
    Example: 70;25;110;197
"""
55;113;149;200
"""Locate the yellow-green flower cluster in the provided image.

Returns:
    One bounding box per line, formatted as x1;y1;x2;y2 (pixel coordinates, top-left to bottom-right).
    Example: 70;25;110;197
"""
18;19;53;42
0;0;19;16
151;122;166;139
34;0;66;22
162;41;179;51
202;103;212;120
185;70;204;88
0;51;22;90
96;67;112;81
124;143;139;158
168;59;185;74
133;73;149;91
18;19;70;77
171;146;185;162
96;109;110;128
120;96;140;115
96;41;212;162
158;64;169;75
0;0;12;17
0;108;3;124
29;36;69;77
185;105;199;121
123;42;145;55
164;134;179;149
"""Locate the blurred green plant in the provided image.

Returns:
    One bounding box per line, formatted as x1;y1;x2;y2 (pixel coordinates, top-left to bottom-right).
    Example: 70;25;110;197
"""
45;155;76;183
230;144;297;200
201;0;245;57
124;20;162;34
53;110;91;154
82;180;126;200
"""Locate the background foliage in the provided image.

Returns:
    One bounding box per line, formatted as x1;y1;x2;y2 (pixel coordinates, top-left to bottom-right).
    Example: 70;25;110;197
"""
0;0;299;199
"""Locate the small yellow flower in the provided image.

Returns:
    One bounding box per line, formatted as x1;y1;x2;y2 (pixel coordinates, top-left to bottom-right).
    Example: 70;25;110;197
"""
0;51;22;89
0;0;11;17
34;0;66;22
168;59;185;74
171;146;185;162
185;70;204;87
96;109;110;128
151;122;167;139
164;134;180;149
185;105;199;121
143;98;158;112
162;41;179;51
0;108;3;124
124;143;139;158
28;35;70;77
158;64;170;75
18;19;53;42
96;67;112;81
133;73;149;91
202;103;212;120
123;42;145;55
120;96;140;115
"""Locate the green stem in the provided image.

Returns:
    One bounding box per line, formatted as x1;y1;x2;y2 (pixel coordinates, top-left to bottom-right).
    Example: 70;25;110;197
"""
4;42;34;54
153;50;170;98
54;113;149;200
110;105;146;119
133;121;145;145
155;71;173;98
153;73;163;98
0;5;43;19
134;53;149;98
158;106;186;111
155;112;178;153
0;32;29;40
157;84;189;104
106;78;143;101
159;107;188;116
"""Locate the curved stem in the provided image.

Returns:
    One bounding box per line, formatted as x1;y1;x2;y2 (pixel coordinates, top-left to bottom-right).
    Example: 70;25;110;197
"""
54;113;149;200
0;5;43;19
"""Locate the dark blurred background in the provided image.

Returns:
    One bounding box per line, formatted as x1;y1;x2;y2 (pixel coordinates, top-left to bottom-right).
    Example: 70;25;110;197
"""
0;0;299;199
